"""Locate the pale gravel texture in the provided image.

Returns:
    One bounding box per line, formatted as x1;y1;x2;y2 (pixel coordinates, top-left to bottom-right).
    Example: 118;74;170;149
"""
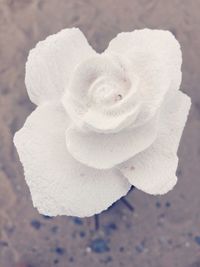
0;0;200;267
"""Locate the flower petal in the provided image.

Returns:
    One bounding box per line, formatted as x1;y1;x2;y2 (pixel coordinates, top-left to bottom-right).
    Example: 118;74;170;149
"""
25;28;96;105
14;103;131;217
118;91;191;195
66;114;158;169
106;29;182;125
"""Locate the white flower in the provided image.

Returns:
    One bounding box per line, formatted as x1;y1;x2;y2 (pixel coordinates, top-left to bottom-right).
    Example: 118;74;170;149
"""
14;28;191;217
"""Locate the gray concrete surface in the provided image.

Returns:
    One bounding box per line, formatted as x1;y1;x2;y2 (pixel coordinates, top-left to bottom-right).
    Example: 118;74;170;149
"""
0;0;200;266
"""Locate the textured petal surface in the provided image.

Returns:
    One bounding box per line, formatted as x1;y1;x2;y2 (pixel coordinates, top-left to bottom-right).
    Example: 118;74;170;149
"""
25;28;96;105
14;103;131;217
118;91;191;195
62;54;140;133
66;114;158;169
106;29;182;125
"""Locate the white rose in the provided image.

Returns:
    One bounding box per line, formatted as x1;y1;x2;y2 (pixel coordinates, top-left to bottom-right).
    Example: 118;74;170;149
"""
14;28;191;217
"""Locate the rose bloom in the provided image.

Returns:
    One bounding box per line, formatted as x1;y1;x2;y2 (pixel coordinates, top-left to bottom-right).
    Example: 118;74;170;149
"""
14;28;191;217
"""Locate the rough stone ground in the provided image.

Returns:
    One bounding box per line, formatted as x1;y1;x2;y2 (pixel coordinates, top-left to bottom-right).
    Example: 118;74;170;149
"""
0;0;200;266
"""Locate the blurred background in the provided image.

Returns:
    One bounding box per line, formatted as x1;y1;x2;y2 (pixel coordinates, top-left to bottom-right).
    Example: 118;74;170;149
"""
0;0;200;266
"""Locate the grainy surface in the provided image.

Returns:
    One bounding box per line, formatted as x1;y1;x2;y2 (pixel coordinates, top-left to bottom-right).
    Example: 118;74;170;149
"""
0;0;200;266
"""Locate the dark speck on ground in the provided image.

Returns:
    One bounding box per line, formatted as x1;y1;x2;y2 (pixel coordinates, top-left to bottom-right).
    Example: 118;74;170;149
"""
194;236;200;246
90;238;110;253
104;222;117;235
156;201;161;208
42;215;53;220
73;217;83;225
69;256;74;262
100;255;113;264
0;240;8;246
119;246;124;252
79;231;86;238
54;259;59;264
51;226;58;233
55;247;65;255
135;240;146;253
165;201;171;208
30;220;42;230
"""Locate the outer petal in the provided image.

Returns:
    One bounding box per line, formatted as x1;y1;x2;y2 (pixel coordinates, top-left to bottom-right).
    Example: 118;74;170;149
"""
14;103;130;217
66;114;158;169
25;28;96;105
118;90;191;195
106;29;182;125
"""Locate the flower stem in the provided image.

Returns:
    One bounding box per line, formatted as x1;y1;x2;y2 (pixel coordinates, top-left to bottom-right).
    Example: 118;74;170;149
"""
121;198;134;212
94;214;100;231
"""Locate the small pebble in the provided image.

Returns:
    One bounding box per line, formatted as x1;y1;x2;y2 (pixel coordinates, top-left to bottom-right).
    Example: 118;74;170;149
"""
185;242;190;248
86;246;92;253
135;240;145;253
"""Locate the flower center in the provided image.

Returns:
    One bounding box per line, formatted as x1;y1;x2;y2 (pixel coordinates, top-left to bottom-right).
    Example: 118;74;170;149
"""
88;77;126;107
62;54;140;132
